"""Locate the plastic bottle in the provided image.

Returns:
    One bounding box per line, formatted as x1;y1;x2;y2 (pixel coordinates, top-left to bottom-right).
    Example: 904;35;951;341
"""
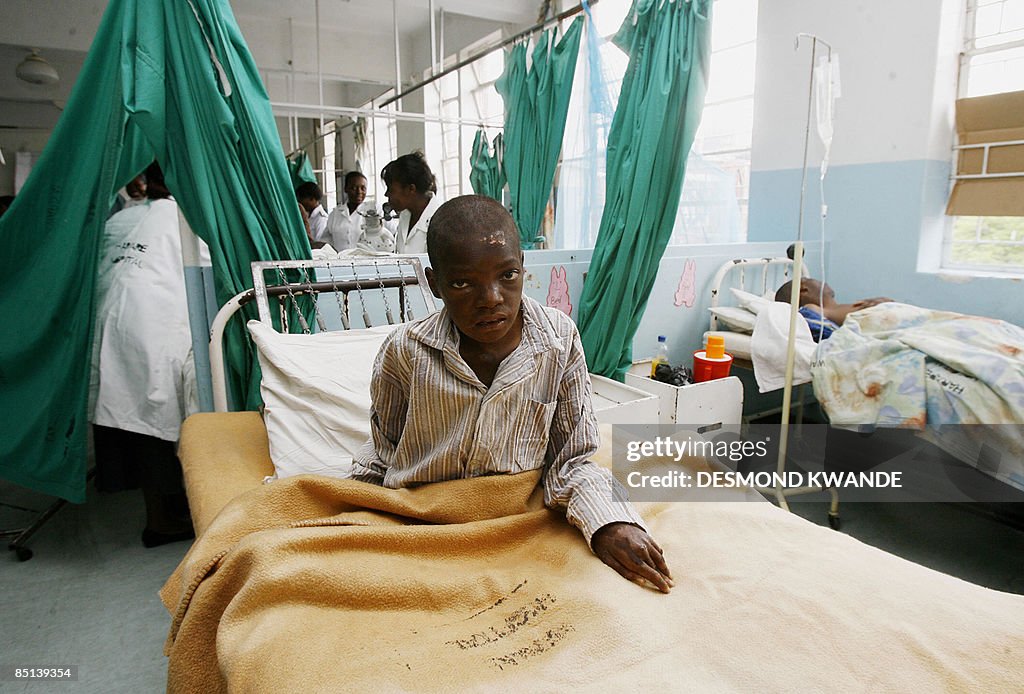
650;335;670;377
693;334;733;382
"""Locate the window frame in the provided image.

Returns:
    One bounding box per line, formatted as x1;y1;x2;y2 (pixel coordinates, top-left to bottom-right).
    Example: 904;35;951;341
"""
942;0;1024;275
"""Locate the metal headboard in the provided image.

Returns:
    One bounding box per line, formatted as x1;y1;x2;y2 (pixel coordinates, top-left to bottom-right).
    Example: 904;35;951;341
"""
708;257;793;331
209;256;438;412
250;257;435;332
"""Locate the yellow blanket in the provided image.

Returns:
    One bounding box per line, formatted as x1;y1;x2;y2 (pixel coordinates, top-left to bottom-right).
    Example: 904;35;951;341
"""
161;469;1024;693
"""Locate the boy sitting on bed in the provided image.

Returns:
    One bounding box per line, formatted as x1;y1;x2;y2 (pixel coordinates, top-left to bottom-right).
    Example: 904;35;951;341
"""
348;195;673;594
775;278;892;341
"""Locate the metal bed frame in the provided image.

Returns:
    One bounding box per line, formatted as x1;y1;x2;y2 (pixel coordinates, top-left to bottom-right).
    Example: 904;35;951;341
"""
209;257;437;412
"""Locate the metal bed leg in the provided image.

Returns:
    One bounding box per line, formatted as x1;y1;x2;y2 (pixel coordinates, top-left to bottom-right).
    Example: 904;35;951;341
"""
2;468;95;562
827;487;841;530
5;498;69;562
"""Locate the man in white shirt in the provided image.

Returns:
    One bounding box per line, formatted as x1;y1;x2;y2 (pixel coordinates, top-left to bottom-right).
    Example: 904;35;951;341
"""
296;181;328;244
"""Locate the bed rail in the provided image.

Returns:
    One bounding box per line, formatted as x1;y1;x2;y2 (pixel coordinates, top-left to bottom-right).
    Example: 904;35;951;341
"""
708;257;793;331
209;256;437;412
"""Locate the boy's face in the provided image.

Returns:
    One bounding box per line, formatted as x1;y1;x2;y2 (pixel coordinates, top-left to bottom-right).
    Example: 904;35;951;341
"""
427;229;524;349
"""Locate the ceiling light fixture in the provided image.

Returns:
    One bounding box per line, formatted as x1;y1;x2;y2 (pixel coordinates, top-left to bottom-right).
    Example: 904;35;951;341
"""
16;50;60;86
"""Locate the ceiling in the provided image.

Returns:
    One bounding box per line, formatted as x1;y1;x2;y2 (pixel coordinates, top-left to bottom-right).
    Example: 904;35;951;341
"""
0;0;541;137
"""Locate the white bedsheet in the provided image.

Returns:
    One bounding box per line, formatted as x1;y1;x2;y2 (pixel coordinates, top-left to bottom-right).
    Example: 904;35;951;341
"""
749;302;815;392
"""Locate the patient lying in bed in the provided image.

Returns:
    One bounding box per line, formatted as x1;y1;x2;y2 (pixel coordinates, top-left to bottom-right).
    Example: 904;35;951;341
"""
347;195;673;593
775;278;892;341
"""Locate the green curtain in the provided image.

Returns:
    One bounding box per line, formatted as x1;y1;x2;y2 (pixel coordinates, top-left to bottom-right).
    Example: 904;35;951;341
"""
496;17;583;249
287;151;318;190
576;0;712;380
469;130;506;202
0;0;310;503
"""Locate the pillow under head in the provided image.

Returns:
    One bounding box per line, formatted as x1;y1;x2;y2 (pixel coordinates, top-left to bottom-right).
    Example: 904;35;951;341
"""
707;305;757;334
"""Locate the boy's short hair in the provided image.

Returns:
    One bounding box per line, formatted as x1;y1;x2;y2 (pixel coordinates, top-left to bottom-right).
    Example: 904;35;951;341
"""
426;196;520;273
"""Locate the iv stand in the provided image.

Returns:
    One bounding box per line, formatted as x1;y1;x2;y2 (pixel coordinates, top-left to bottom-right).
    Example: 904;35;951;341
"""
763;34;841;529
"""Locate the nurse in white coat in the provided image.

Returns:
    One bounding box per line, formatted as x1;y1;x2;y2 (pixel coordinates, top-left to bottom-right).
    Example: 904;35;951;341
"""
89;162;200;547
382;152;443;255
325;171;396;251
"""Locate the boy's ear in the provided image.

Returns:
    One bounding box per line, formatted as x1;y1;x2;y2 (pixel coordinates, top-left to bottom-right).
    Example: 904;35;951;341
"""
425;267;443;299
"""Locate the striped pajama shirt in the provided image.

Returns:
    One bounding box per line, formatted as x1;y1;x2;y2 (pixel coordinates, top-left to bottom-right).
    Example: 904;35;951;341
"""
349;296;645;547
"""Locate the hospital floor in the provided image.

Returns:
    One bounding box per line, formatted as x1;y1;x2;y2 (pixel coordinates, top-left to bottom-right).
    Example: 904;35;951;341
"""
2;470;1024;694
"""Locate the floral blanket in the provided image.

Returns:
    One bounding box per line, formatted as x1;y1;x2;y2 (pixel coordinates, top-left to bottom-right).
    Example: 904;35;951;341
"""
811;303;1024;490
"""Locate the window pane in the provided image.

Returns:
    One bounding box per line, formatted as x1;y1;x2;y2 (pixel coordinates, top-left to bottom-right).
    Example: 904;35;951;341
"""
590;0;632;39
973;3;1005;40
693;99;755;153
1004;0;1024;31
948;217;1024;269
705;43;757;103
965;47;1024;96
711;0;758;47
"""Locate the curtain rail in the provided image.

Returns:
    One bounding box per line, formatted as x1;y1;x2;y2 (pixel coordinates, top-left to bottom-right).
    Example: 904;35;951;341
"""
379;0;599;108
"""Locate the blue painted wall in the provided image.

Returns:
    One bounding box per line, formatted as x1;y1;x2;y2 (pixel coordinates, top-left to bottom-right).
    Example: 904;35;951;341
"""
749;161;1024;327
522;241;814;370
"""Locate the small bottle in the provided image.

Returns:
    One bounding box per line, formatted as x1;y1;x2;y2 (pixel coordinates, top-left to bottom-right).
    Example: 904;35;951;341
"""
651;335;670;377
693;334;733;382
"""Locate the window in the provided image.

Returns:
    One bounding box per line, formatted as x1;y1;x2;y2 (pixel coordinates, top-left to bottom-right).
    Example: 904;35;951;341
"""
946;0;1024;272
423;34;505;201
418;0;757;249
569;0;757;246
356;90;399;206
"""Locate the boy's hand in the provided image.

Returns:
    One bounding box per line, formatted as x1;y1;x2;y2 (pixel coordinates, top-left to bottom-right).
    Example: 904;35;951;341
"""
592;522;674;593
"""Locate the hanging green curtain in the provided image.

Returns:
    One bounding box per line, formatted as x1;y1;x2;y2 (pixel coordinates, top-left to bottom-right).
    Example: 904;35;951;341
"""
469;130;506;201
287;151;318;190
0;0;309;503
496;17;583;249
576;0;712;380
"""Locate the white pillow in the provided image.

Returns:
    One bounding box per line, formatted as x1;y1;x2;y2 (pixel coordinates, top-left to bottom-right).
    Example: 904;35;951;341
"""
708;305;757;333
730;287;773;315
247;320;399;480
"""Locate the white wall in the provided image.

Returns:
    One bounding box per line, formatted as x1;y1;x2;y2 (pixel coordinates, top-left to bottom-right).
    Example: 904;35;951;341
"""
747;0;1024;326
750;0;960;173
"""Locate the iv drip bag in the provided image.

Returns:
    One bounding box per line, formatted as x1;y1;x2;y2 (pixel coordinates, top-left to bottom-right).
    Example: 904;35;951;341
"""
814;53;840;149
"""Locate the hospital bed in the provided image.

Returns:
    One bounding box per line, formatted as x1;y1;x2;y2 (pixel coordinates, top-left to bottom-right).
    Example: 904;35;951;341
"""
705;255;1024;503
161;257;1024;693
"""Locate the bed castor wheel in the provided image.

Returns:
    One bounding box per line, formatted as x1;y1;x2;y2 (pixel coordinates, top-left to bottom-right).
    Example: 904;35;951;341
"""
827;514;841;531
10;545;33;562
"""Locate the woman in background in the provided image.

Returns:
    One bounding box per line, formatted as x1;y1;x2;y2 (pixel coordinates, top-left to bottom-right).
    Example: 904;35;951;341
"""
89;162;198;547
382;151;443;254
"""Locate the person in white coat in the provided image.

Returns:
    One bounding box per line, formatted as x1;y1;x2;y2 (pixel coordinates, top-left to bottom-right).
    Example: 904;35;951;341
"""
296;180;328;245
325;171;395;251
89;162;201;547
382;152;443;255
